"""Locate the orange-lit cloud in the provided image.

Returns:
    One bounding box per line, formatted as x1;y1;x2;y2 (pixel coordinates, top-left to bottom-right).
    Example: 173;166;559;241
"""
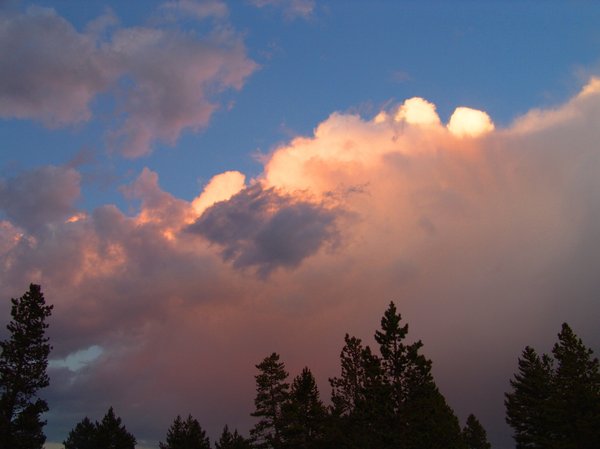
2;78;600;446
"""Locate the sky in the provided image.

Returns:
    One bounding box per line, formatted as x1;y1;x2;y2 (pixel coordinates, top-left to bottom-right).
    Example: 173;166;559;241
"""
1;1;600;448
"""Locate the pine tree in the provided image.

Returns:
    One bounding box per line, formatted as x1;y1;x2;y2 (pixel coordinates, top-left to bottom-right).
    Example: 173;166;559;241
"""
506;323;600;449
215;425;252;449
281;367;327;449
505;346;554;449
329;335;387;449
0;284;53;449
63;417;99;449
462;414;491;449
250;352;290;449
95;407;136;449
374;301;465;449
550;323;600;449
159;414;210;449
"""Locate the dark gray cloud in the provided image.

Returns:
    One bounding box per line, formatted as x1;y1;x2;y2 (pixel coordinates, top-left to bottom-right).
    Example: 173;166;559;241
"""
189;184;340;276
0;165;80;232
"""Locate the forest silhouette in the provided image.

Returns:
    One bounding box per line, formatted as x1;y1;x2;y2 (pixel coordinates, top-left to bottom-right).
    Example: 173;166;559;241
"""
1;285;600;448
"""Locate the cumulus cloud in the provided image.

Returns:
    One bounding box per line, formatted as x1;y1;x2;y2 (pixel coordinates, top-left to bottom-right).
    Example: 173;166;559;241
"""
3;79;600;448
0;7;113;126
447;107;495;137
0;166;81;232
188;184;340;276
0;4;257;156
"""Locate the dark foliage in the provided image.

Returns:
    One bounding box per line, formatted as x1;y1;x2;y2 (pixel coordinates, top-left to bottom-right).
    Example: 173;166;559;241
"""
506;323;600;449
250;352;289;449
215;424;252;449
64;407;136;449
0;284;53;449
159;414;210;449
462;414;491;449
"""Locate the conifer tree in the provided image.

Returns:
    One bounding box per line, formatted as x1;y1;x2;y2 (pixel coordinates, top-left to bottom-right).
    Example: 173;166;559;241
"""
506;323;600;449
215;425;252;449
250;352;289;449
281;367;327;449
0;284;53;449
159;414;210;449
550;323;600;448
505;346;553;449
374;301;465;449
329;335;387;449
63;417;98;449
95;407;136;449
462;414;491;449
64;408;135;449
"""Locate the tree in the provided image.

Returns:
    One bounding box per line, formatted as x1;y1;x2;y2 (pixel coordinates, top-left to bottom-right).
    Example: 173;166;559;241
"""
505;346;553;449
329;335;388;449
374;302;465;449
281;367;327;449
0;284;53;449
95;407;136;449
250;352;290;449
64;408;135;449
505;323;600;449
462;414;491;449
159;414;210;449
215;424;252;449
63;417;99;449
550;323;600;449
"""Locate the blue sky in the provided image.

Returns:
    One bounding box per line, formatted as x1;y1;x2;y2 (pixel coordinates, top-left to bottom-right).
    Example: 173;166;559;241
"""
2;1;600;448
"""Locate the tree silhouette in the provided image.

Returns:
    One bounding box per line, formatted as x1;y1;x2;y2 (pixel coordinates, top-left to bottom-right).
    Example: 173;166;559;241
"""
462;414;491;449
506;323;600;449
64;408;135;449
63;417;98;449
281;367;327;449
0;284;53;449
159;414;210;449
215;424;252;449
250;352;289;449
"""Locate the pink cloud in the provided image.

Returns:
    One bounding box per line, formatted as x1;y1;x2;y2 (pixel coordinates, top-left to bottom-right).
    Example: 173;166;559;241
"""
0;4;257;157
2;79;600;446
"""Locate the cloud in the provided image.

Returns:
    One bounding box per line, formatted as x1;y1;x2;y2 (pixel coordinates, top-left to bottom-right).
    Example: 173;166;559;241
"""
447;107;495;137
0;4;257;157
0;7;113;126
249;0;315;20
3;79;600;448
188;184;341;276
0;166;81;232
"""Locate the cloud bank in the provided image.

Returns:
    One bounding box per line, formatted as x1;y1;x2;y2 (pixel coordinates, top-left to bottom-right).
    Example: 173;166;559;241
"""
0;2;256;156
2;78;600;447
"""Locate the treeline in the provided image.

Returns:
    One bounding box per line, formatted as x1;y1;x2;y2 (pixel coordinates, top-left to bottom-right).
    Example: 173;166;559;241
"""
1;285;600;449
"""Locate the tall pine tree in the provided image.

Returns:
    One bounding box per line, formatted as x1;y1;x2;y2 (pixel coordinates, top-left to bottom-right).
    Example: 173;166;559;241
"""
250;352;289;449
0;284;53;449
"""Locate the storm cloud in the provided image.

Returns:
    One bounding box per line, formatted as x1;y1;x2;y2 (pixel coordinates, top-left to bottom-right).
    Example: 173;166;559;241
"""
2;79;600;448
